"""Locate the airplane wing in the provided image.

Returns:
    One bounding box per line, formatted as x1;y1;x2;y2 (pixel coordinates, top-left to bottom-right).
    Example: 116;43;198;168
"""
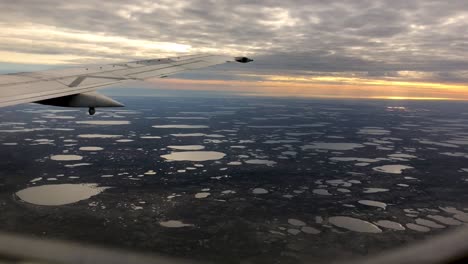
0;54;253;114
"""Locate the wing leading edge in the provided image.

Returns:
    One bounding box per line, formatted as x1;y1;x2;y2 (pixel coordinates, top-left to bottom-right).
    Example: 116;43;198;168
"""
0;54;253;114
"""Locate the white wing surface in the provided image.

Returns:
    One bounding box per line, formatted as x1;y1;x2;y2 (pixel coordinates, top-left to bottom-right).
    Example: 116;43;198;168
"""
0;54;252;112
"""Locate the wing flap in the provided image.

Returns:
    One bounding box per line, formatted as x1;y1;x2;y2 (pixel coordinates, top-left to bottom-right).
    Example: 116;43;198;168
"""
0;84;99;107
0;81;68;100
37;92;124;108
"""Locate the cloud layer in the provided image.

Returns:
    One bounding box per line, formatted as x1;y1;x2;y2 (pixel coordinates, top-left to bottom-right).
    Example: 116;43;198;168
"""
0;0;467;87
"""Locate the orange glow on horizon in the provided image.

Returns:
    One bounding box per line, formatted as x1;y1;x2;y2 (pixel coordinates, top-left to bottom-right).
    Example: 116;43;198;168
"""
242;74;468;91
147;76;468;101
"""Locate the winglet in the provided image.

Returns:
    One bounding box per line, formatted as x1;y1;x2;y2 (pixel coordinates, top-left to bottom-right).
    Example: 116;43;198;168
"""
234;57;254;63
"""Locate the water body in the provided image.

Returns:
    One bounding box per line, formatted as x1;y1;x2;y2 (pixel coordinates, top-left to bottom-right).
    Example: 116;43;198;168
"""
313;189;332;196
161;151;226;161
288;219;306;227
65;163;92;168
43;114;75;119
78;134;122;139
245;159;277;166
337;188;351;193
442;152;468;157
285;133;312;136
363;188;390;194
329;216;382;233
301;226;321;234
116;139;134;143
230;146;246;149
264;140;300;144
153;125;209;129
170;133;224;138
0;128;41;133
294;123;329;128
282;151;298;156
76;121;130;125
406;223;430;232
388;153;417;159
355;163;370;166
440;207;468;222
373;165;414;174
415;218;445;229
33;139;54;146
374;220;405;231
247;126;289;129
79;147;103;151
159;220;194;228
302;143;365;151
50;155;83;161
16;184;108;206
252;188;269;194
326;180;352;187
165;117;208;120
287;229;301;235
330;157;379;163
113;110;140;115
358;128;390;135
358;200;387;209
427;215;462;226
417;140;459;148
205;134;225;138
195;192;210;199
168;145;205;150
140;136;162;139
454;214;468;222
171;133;206;137
446;140;468;145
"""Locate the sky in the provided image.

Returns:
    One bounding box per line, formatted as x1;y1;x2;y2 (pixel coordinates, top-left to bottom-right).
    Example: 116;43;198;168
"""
0;0;467;100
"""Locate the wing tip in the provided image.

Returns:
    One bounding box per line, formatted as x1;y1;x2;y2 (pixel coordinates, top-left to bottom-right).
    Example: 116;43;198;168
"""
234;57;254;63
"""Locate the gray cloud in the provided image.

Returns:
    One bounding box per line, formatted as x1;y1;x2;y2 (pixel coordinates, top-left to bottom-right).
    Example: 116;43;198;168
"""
0;0;467;82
